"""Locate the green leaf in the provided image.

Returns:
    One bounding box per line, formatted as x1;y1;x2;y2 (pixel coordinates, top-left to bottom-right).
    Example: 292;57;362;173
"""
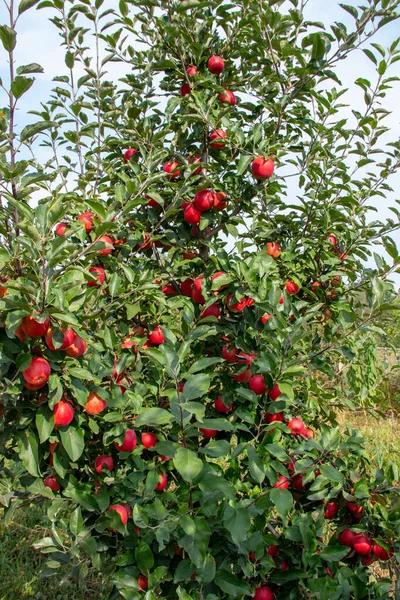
16;63;43;75
20;121;57;142
135;408;173;427
11;76;34;99
270;488;293;518
237;155;253;176
70;506;83;536
188;357;224;373
59;425;85;461
182;374;210;400
223;506;251;545
18;0;40;13
320;545;350;561
36;405;54;444
320;465;344;484
173;446;203;482
199;439;230;458
16;430;40;477
247;445;265;483
135;541;154;571
214;571;252;596
0;25;16;52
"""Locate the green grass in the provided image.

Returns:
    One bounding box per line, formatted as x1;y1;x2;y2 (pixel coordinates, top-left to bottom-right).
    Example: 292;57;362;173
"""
0;412;399;599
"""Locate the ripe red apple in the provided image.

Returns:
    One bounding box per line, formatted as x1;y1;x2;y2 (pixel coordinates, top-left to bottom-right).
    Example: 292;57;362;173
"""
180;83;191;96
273;475;289;489
188;154;202;175
265;411;284;424
209;129;226;149
254;587;275;600
184;204;202;225
304;427;315;438
222;344;238;363
137;233;152;251
78;211;101;232
252;157;275;180
213;191;228;210
268;383;282;401
124;148;137;162
162;284;177;296
233;367;252;383
261;313;272;324
192;276;205;304
291;473;305;492
278;295;284;304
346;501;363;518
21;315;50;337
279;559;288;571
200;428;217;438
148;326;164;345
353;534;372;555
267;545;278;558
338;528;355;548
115;429;137;452
54;399;75;426
142;432;157;449
187;65;197;76
44;476;60;492
180;278;194;296
201;303;220;319
23;357;51;389
324;501;339;519
65;334;87;357
94;455;114;473
328;234;337;245
194;189;214;211
182;250;197;260
84;392;107;415
137;575;148;590
108;503;129;525
285;280;300;295
372;542;392;561
163;160;180;178
156;473;168;491
45;327;75;351
236;351;257;364
55;222;67;236
97;235;114;255
88;266;105;287
214;396;232;413
249;374;266;395
267;242;281;258
226;293;247;312
219;89;236;105
287;418;306;436
208;55;224;74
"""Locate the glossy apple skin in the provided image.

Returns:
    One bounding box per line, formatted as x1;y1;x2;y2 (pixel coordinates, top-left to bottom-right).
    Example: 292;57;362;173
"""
142;432;157;449
285;280;300;295
54;400;75;426
44;476;60;492
45;327;75;351
21;315;50;337
214;396;232;413
194;189;214;211
219;89;236;105
115;429;137;452
108;503;129;525
23;357;51;389
148;326;165;345
94;455;114;473
124;148;137;162
208;55;225;75
200;303;220;319
65;334;87;357
287;418;306;436
268;383;282;400
254;587;275;600
200;428;217;438
88;266;105;287
209;129;226;149
184;204;202;225
273;475;289;489
251;157;275;180
249;374;266;395
84;392;107;415
156;473;168;491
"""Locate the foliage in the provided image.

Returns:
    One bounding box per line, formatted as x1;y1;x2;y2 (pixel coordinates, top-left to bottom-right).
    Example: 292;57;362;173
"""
0;0;400;599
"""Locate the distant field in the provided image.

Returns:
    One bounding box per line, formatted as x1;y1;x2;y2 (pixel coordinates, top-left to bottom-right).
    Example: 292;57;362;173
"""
0;411;399;600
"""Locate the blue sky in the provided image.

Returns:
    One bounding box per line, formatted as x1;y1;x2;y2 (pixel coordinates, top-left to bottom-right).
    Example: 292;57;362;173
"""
0;0;399;280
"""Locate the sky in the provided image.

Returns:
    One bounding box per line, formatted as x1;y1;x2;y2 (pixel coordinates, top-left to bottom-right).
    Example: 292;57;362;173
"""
0;0;399;280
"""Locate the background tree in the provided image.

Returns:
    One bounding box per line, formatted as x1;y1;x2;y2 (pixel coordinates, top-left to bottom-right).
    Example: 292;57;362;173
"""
0;0;400;599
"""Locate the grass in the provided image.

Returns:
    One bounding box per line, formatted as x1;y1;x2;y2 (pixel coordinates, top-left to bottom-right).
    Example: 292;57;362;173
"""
0;412;399;599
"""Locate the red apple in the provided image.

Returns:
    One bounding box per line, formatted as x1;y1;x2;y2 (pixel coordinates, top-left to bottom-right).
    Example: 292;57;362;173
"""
23;357;51;389
137;233;152;251
187;65;197;76
267;545;278;558
142;432;157;449
214;396;232;413
249;374;266;395
54;399;75;426
180;83;191;96
55;222;67;236
148;326;164;345
338;528;355;548
324;501;339;519
268;383;282;401
97;235;114;255
291;473;305;492
353;534;372;555
226;293;247;312
346;501;363;518
84;392;107;415
108;503;129;525
285;280;300;295
200;428;217;438
222;344;238;362
267;242;281;257
265;411;284;424
182;250;197;260
156;473;168;491
208;55;224;75
236;351;257;364
304;427;315;438
45;327;75;351
115;429;137;452
210;129;226;149
44;476;60;492
287;418;306;436
211;271;228;290
200;303;220;319
273;475;289;489
219;89;236;105
94;455;114;473
137;575;148;590
181;278;194;296
279;559;288;571
192;276;205;304
184;204;202;225
194;189;214;211
261;313;272;324
124;148;137;162
88;266;105;287
328;234;337;245
213;191;228;210
254;587;274;600
65;334;87;357
233;367;252;383
162;284;178;296
372;542;392;561
21;315;50;338
188;154;202;175
251;157;275;180
78;211;101;232
163;161;180;178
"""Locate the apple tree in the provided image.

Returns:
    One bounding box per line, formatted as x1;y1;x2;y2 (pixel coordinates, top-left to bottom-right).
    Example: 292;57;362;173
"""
1;0;400;598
